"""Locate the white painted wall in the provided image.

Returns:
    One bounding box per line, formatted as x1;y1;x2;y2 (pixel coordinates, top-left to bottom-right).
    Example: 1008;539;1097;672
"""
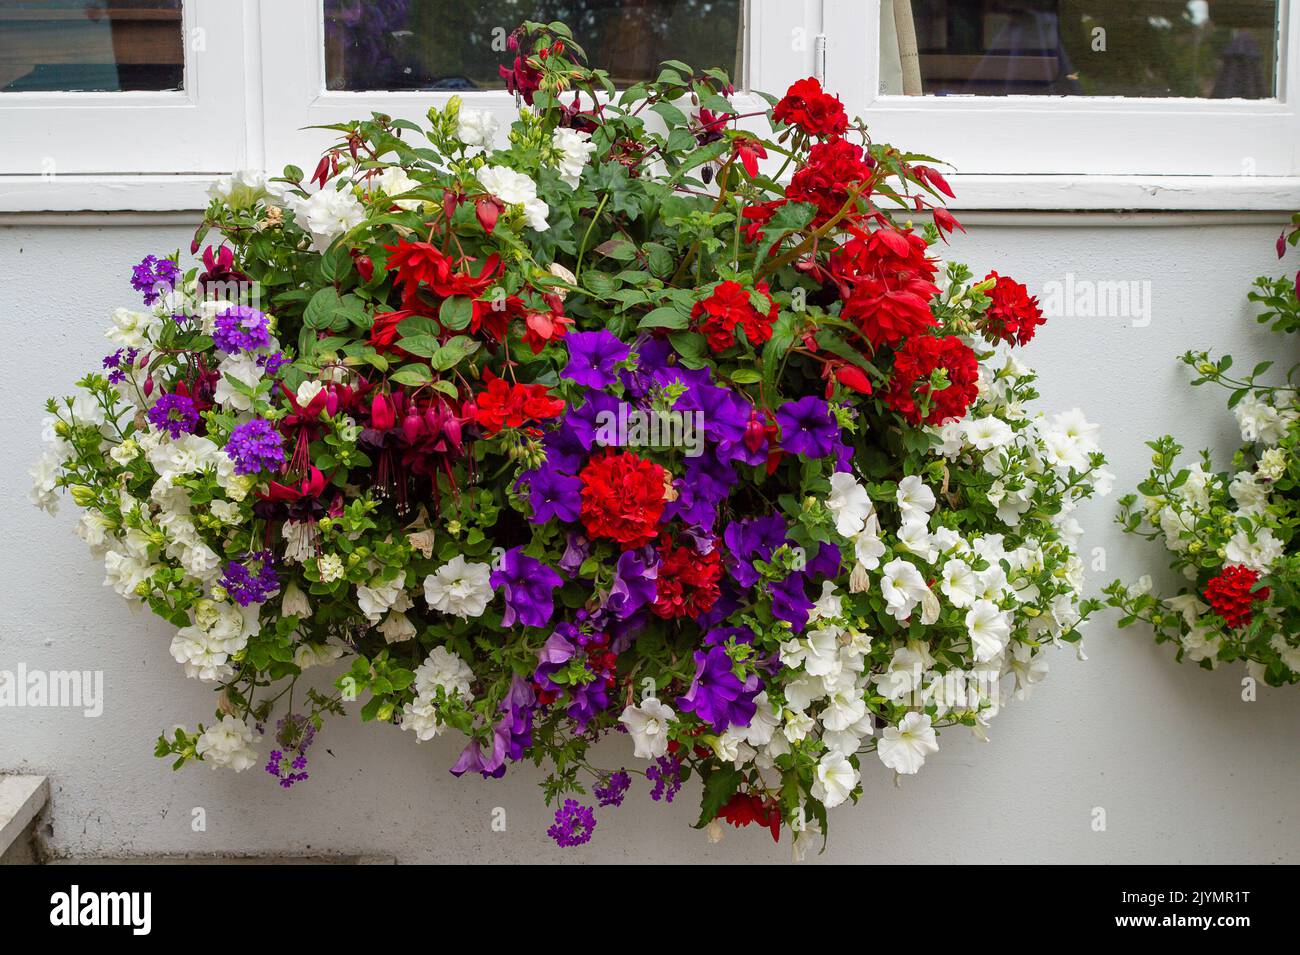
1;213;1296;864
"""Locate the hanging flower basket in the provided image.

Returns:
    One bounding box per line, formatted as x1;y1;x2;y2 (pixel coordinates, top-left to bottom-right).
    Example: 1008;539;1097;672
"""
32;21;1109;850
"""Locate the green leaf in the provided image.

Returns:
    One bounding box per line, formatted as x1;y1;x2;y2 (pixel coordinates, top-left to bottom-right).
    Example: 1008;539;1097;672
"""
439;296;474;331
431;336;480;371
304;288;342;330
638;306;690;330
390;364;433;386
694;766;742;828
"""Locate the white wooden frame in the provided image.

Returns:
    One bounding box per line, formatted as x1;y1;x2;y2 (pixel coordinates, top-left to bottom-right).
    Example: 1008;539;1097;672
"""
0;0;1297;211
825;0;1300;179
0;0;252;177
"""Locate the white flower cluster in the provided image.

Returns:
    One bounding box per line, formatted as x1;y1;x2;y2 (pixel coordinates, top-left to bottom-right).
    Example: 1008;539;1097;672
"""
400;647;476;741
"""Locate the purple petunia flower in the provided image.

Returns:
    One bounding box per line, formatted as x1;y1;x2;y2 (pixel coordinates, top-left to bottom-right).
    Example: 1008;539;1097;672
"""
594;770;631;807
547;799;597;847
213;305;272;354
676;644;761;732
775;394;840;459
225;418;285;475
562;330;629;390
147;393;200;439
604;547;659;620
220;550;280;606
769;572;814;631
490;547;563;628
131;255;180;306
525;466;582;524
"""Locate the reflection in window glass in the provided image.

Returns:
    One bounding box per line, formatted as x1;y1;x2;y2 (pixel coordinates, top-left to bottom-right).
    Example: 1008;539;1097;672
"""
324;0;743;92
0;0;184;92
881;1;1279;98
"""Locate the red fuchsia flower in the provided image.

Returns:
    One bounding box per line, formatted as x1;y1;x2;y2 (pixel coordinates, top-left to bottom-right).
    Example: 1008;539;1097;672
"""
384;241;454;307
912;164;956;199
983;271;1046;346
825;361;874;397
471;371;565;434
499;38;544;104
690;280;778;352
262;466;327;505
731;137;767;178
197;245;250;293
350;250;375;283
740;199;785;243
773;76;849;139
695;108;729;146
279;381;329;472
883;334;979;425
1204;565;1269;629
718;791;783;843
369;309;418;355
578;451;667;549
651;536;723;619
476;196;504;234
785;137;874;225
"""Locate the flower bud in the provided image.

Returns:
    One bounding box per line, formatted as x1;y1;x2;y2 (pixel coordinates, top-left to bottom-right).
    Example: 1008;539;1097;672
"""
371;393;396;431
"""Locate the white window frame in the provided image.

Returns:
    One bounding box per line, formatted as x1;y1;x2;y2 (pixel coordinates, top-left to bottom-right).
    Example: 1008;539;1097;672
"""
0;0;252;178
824;0;1300;208
0;0;1297;212
259;0;817;174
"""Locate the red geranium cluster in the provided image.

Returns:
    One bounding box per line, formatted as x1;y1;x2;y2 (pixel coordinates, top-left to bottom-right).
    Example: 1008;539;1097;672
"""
471;371;565;434
1204;565;1269;629
983;271;1046;346
773;77;848;139
690;280;778;352
831;227;941;349
718;791;782;842
785;137;874;225
578;451;667;548
883;334;979;425
651;536;723;619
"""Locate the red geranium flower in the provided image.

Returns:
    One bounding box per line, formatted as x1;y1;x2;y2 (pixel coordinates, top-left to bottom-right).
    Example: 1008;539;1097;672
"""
472;371;565;434
691;280;778;352
830;228;941;349
578;451;667;549
718;792;782;843
773;77;849;139
1204;565;1269;629
785;137;873;224
883;334;979;425
652;536;723;619
983;271;1046;346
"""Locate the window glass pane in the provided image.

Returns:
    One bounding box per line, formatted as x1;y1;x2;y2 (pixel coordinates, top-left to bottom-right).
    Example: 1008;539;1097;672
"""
880;0;1280;98
0;0;184;92
324;0;743;92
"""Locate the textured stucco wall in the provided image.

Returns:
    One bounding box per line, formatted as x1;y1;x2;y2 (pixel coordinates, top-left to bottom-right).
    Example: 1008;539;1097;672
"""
1;214;1297;864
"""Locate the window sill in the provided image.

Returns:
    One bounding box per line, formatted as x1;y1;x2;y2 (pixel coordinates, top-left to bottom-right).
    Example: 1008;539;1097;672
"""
1;172;1297;216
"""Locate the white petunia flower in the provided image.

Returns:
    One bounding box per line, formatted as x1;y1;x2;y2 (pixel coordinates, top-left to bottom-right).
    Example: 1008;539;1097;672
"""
963;415;1013;451
288;184;366;254
423;555;493;618
552;126;597;188
940;558;978;608
457;108;501;150
826;471;873;538
195;715;258;771
374;166;423;211
1225;526;1283;572
477;165;549;231
896;475;936;520
966;599;1012;661
852;512;886;574
213;352;267;411
356;571;407;623
880;558;931;622
619;698;676;759
379;610;417;644
811;751;859;809
877;711;939;775
896;518;938;564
